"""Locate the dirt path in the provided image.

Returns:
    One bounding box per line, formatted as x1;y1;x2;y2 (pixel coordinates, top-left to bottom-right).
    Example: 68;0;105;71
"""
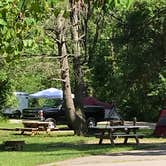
51;146;166;166
39;147;166;166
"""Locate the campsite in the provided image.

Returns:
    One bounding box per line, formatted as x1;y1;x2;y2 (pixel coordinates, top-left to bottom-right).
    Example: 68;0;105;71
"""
0;0;166;166
0;118;165;166
1;89;166;166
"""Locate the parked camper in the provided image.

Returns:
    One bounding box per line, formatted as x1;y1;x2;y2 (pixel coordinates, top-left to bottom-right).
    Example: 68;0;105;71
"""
2;92;29;118
14;92;29;113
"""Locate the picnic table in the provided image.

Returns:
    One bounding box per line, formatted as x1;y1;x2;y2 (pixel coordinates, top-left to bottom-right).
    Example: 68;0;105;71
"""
0;120;58;135
90;125;146;145
21;121;55;135
22;121;50;129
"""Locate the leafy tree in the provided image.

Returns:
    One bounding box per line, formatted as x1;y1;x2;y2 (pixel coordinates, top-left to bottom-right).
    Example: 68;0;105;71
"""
90;0;166;121
0;0;60;109
0;0;26;109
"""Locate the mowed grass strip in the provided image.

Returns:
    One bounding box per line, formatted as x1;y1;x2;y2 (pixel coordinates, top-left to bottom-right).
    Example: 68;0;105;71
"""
0;120;166;166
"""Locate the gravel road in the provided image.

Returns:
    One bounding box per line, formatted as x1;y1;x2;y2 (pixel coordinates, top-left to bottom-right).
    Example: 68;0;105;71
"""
53;146;166;166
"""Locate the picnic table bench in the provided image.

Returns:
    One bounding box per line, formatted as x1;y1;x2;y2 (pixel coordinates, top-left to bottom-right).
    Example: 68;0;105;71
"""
90;125;145;145
15;127;39;135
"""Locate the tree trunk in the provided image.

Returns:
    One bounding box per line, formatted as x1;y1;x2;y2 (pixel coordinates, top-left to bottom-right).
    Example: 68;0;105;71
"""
69;0;87;133
56;12;87;135
69;0;87;105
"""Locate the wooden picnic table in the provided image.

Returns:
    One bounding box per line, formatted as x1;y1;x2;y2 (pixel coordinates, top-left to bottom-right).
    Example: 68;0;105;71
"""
21;121;53;135
0;121;58;135
22;121;50;129
90;125;146;145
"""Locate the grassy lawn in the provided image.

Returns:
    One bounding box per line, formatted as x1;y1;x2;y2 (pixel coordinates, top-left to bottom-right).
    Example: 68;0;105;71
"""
0;119;166;166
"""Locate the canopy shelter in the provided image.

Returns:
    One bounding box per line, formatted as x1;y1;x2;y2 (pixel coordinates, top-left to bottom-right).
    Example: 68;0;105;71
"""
29;88;63;99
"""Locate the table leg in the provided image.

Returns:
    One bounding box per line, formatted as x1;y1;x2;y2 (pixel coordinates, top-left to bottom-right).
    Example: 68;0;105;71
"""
124;137;128;144
109;133;115;145
109;129;115;145
124;128;129;144
99;131;105;145
135;136;139;144
21;130;24;135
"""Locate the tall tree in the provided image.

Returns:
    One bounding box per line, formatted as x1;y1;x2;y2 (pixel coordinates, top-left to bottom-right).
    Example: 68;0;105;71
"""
69;0;87;104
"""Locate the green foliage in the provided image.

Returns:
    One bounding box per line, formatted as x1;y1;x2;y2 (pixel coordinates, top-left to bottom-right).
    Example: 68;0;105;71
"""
87;0;166;122
0;0;59;110
1;0;165;123
116;0;166;121
0;0;26;108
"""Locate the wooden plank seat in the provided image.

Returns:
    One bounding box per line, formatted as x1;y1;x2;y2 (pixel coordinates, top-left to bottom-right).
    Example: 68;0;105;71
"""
0;127;39;135
15;127;39;135
0;127;18;131
3;140;25;151
112;133;144;138
0;126;59;135
95;133;144;138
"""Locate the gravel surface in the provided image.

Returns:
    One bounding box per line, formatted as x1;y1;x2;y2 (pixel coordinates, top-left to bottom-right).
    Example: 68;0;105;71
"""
43;147;166;166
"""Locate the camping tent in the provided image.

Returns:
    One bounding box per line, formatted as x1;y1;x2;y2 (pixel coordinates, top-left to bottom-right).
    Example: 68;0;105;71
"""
154;109;166;137
82;96;121;120
81;96;113;109
29;88;63;99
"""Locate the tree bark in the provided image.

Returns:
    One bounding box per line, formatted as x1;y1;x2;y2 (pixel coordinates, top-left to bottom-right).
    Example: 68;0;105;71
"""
56;12;87;135
69;0;87;105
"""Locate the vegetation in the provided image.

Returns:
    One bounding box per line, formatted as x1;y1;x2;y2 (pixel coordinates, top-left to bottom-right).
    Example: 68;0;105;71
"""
87;0;166;121
0;0;166;125
0;1;165;165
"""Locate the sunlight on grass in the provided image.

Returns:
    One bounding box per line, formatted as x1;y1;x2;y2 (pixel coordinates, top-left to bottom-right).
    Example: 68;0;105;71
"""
0;120;166;166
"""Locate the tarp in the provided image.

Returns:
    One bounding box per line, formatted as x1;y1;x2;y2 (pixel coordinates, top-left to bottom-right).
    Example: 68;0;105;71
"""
29;88;63;99
154;109;166;137
81;96;113;109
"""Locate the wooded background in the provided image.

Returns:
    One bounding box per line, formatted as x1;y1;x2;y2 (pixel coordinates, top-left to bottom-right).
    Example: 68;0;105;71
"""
0;0;165;122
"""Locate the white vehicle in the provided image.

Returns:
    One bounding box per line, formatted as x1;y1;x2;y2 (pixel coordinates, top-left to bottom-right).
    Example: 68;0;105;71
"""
14;92;29;113
3;92;29;118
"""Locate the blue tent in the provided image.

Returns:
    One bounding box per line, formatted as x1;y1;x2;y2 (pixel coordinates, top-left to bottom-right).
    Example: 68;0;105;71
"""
29;88;63;99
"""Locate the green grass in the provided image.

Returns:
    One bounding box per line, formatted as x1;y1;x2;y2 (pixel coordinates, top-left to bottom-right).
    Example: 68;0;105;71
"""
0;120;166;166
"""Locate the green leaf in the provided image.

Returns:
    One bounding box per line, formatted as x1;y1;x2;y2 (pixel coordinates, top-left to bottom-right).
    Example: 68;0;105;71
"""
24;17;35;25
0;18;7;25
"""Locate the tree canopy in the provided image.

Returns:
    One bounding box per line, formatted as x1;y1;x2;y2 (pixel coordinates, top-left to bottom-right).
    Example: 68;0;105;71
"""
0;0;165;123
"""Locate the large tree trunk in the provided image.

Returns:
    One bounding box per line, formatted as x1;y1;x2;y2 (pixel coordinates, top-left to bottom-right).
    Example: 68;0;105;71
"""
69;0;87;133
56;13;87;135
69;0;87;105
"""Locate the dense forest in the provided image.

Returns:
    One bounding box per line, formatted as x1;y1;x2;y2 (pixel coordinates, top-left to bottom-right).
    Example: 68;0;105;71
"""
0;0;166;123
